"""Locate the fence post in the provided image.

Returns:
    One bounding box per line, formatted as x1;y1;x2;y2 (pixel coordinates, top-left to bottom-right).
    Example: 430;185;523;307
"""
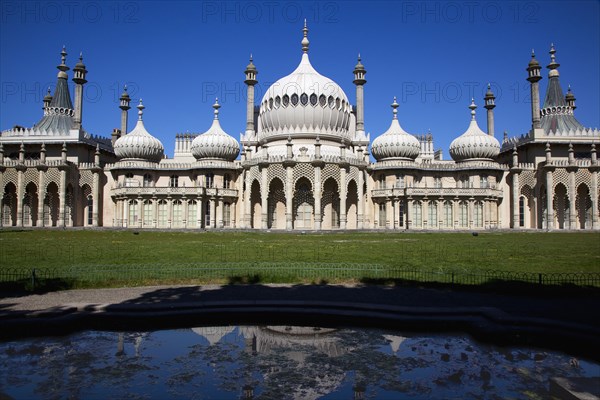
31;268;36;291
538;273;543;285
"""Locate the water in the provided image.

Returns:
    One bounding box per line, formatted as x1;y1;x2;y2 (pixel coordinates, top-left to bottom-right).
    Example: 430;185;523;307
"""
0;326;597;399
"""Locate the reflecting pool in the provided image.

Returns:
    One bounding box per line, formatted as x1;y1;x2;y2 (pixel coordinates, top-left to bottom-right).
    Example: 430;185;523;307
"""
0;326;597;399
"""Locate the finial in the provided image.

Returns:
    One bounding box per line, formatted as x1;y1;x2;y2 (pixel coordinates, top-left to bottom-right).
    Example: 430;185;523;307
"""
391;96;399;119
568;142;573;151
79;51;83;62
137;99;145;120
213;98;221;119
57;45;69;74
358;53;361;61
20;142;25;152
61;45;67;64
531;49;535;57
62;141;67;152
469;98;477;119
95;143;100;153
301;20;309;53
546;142;551;151
41;143;46;151
47;87;51;95
249;53;253;62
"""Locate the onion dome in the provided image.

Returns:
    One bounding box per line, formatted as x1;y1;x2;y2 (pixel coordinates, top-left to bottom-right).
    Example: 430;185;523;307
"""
191;99;240;161
371;97;420;161
258;21;352;142
114;99;164;162
449;99;500;162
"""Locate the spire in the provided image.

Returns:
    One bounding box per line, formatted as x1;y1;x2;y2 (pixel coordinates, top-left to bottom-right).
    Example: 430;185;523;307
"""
391;96;399;120
301;19;309;53
137;99;145;121
547;43;560;77
469;98;477;120
213;98;221;119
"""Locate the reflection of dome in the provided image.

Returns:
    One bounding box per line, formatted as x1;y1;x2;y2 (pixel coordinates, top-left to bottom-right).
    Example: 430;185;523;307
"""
191;99;239;161
258;22;352;143
192;326;235;346
114;100;164;162
371;97;421;161
449;100;500;161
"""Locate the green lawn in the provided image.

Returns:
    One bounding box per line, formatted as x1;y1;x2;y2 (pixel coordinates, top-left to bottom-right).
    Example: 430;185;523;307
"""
0;229;598;288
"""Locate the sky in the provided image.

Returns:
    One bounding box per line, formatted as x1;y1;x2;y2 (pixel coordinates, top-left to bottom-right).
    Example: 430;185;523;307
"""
1;0;599;159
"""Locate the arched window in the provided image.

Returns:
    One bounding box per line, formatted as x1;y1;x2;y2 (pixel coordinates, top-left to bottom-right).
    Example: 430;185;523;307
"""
157;200;168;228
87;195;93;226
398;200;405;227
519;196;525;227
205;201;211;226
395;174;404;188
143;200;153;227
223;202;231;227
474;201;483;228
188;200;197;228
434;176;442;189
480;175;488;188
413;201;422;228
170;175;179;188
128;199;138;226
459;201;468;228
428;201;437;228
444;201;453;228
378;203;386;228
172;200;182;228
378;174;385;189
125;173;137;187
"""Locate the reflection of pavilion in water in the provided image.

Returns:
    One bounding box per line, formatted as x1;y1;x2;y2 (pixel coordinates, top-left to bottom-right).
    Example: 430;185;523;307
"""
192;326;407;400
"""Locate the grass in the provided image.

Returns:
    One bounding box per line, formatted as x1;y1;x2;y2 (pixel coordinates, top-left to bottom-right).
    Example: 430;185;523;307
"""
0;229;598;289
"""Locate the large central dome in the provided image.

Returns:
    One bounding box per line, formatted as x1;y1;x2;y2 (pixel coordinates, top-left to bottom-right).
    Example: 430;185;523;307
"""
258;23;352;143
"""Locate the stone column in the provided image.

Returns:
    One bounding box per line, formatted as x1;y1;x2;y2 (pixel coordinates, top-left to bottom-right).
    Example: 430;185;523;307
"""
357;169;364;229
123;199;129;228
392;198;398;229
339;167;347;229
16;168;24;227
209;198;216;228
37;169;45;227
244;170;252;228
568;168;577;229
58;168;67;227
260;167;268;229
217;198;224;229
286;166;293;230
92;172;100;227
545;171;554;230
314;167;322;230
591;170;598;229
386;199;392;229
512;173;520;228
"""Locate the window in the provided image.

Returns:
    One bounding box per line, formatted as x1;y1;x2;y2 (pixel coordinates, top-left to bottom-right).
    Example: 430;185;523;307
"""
172;200;182;228
378;203;386;228
87;196;93;225
378;174;385;189
395;174;404;188
459;201;468;228
224;202;231;227
300;93;308;105
128;200;138;226
282;95;289;107
205;173;214;188
398;201;405;227
480;175;488;188
428;201;437;227
125;173;137;187
434;176;442;189
157;200;167;228
413;201;422;228
291;93;299;106
223;174;231;189
474;201;483;228
143;174;153;187
444;201;453;228
310;93;318;106
519;197;525;227
143;200;152;227
170;175;179;188
188;200;197;228
205;201;211;226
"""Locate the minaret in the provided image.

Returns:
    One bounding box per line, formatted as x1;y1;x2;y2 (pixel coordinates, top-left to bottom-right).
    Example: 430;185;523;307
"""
353;53;367;136
119;85;131;135
526;49;542;131
483;83;495;136
244;55;258;137
565;85;576;110
72;52;88;129
43;87;53;109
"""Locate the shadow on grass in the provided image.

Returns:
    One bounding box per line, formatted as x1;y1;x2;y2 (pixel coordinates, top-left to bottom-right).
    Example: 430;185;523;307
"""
227;274;262;284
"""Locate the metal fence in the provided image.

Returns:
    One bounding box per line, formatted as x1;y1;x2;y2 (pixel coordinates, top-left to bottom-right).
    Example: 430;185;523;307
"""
0;264;599;288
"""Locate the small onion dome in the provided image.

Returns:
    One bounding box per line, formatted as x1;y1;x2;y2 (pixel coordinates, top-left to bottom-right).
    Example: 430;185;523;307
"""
114;99;164;162
449;99;500;162
74;52;86;70
371;97;421;161
120;85;130;100
191;99;240;161
528;49;540;67
246;54;257;71
43;87;53;102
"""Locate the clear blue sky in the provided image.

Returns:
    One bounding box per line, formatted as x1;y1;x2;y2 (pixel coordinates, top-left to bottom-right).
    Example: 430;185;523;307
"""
1;0;599;159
